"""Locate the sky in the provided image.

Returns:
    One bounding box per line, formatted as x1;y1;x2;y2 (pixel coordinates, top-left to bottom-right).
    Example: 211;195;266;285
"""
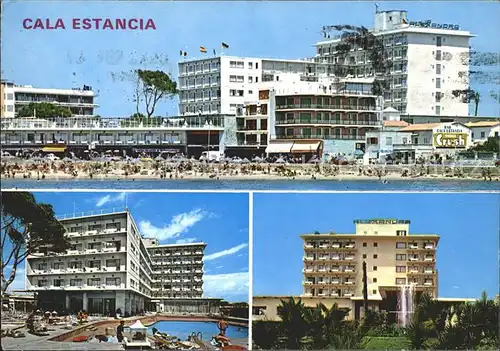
2;1;499;117
3;191;250;302
253;192;499;300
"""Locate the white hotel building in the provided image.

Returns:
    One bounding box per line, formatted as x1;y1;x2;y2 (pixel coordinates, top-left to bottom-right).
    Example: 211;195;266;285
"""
1;80;98;118
25;209;220;316
314;10;474;116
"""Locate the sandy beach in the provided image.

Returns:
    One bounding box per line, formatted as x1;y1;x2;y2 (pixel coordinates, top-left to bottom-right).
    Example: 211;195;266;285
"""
1;159;498;182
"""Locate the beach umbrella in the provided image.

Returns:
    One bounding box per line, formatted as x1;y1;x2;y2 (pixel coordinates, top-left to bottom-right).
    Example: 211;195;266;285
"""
275;157;286;164
252;156;262;162
154;156;164;162
241;158;251;164
62;157;73;162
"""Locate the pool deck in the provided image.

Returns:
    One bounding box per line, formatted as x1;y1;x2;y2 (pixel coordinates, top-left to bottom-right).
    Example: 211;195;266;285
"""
2;314;248;350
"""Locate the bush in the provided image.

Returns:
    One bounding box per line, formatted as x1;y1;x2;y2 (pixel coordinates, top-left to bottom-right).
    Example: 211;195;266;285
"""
252;320;281;350
361;336;411;350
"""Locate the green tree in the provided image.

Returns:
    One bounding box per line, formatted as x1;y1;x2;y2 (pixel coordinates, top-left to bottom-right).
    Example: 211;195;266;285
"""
17;102;72;118
276;297;308;349
136;69;177;118
470;136;499;153
452;89;481;116
1;192;69;295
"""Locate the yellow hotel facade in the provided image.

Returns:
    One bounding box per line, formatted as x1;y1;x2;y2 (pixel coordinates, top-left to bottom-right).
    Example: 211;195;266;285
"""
253;219;473;322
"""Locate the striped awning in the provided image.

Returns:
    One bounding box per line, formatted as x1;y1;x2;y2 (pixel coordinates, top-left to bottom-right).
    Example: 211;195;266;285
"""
265;142;294;154
291;141;321;153
42;146;67;153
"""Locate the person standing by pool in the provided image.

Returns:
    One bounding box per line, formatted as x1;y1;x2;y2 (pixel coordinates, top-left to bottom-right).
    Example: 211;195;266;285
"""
217;317;228;336
116;320;125;342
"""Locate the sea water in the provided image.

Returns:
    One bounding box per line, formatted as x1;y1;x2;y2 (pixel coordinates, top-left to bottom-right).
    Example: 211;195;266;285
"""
1;178;499;191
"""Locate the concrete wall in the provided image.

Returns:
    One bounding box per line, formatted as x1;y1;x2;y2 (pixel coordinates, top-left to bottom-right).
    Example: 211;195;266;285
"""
253;296;355;321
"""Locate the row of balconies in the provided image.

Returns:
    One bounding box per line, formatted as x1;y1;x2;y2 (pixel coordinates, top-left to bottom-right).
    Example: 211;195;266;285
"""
304;242;356;249
303;255;356;262
150;251;203;257
303;290;355;298
407;267;436;275
63;247;127;256
408;256;435;262
303;267;355;274
152;260;203;266
152;269;203;274
407;243;436;250
276;104;376;112
65;228;122;237
151;286;203;292
303;280;356;286
0;139;185;146
276;119;379;126
179;67;221;76
28;265;127;275
28;283;126;290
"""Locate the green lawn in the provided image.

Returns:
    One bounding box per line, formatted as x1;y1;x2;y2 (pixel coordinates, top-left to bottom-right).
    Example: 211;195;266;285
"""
361;336;411;350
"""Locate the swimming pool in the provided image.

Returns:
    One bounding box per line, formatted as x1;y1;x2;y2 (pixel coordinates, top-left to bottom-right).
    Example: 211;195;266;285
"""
148;320;248;340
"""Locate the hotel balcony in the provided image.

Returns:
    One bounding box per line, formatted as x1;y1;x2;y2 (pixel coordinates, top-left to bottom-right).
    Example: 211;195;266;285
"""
275;104;377;112
275;119;379;127
331;280;340;285
345;243;356;249
332;243;341;249
276;134;366;141
424;268;435;274
424;244;435;250
409;257;419;262
424;256;435;262
304;244;315;249
303;256;314;261
408;244;419;249
343;292;354;297
319;244;330;249
303;281;314;286
318;292;328;297
331;292;340;297
344;267;355;273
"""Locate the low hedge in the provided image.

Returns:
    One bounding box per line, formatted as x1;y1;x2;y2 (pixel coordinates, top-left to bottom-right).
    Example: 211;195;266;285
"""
361;336;411;350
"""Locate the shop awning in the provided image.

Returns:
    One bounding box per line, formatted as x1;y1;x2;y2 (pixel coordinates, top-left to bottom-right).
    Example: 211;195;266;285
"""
265;142;294;154
291;141;321;153
42;146;67;153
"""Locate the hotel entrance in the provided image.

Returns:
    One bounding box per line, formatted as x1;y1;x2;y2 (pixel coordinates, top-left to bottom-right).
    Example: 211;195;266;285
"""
88;298;116;316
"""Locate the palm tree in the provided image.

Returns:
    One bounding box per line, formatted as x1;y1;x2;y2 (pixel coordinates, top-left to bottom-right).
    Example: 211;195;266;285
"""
473;91;480;116
276;297;308;349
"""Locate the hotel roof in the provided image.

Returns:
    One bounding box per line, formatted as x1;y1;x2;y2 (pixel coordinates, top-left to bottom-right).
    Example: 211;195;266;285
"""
383;120;410;127
399;123;440;132
465;121;500;128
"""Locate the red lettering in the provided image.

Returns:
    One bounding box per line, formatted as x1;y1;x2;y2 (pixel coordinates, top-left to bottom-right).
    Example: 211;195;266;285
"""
22;18;33;29
129;19;138;30
82;18;92;30
145;19;156;30
73;18;80;29
116;18;126;30
33;19;44;29
55;18;65;29
103;19;113;30
93;18;102;29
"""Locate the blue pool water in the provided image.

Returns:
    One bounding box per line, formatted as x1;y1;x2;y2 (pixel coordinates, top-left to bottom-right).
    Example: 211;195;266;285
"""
148;320;248;340
1;178;499;191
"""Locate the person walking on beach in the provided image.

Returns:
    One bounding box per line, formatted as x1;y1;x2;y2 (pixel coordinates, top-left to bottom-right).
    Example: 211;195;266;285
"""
217;317;228;336
116;320;125;342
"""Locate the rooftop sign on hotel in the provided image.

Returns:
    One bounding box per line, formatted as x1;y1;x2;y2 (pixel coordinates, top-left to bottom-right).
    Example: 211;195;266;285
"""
354;219;411;224
409;19;460;31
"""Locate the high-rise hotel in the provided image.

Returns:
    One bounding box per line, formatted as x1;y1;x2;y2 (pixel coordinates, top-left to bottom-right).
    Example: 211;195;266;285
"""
25;209;221;316
252;219;472;322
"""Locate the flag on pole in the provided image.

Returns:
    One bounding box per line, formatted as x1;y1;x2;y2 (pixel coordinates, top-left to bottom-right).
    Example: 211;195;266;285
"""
200;46;207;53
221;42;229;49
213;49;216;56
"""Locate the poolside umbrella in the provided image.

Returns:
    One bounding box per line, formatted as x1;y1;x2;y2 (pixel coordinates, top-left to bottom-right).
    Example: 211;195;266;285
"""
275;157;286;164
308;157;321;164
354;149;364;156
241;158;251;164
62;157;73;162
252;156;262;162
154;156;165;162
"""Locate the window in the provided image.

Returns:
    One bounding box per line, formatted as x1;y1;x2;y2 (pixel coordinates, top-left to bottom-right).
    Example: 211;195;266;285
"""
396;266;407;273
374;243;378;247
248;62;253;69
396;230;407;236
435;92;442;102
481;131;486;138
436;50;442;60
229;61;244;69
396;254;406;260
6;93;14;100
362;254;367;258
54;279;64;287
436;64;441;74
373;266;378;271
373;278;377;283
229;75;244;83
396;242;407;249
255;77;259;82
373;254;378;259
256;63;259;69
363;242;367;247
248;76;253;83
436;78;441;89
436;36;442;47
7;105;13;112
386;137;393;145
435;106;441;115
396;278;406;285
372;290;377;294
